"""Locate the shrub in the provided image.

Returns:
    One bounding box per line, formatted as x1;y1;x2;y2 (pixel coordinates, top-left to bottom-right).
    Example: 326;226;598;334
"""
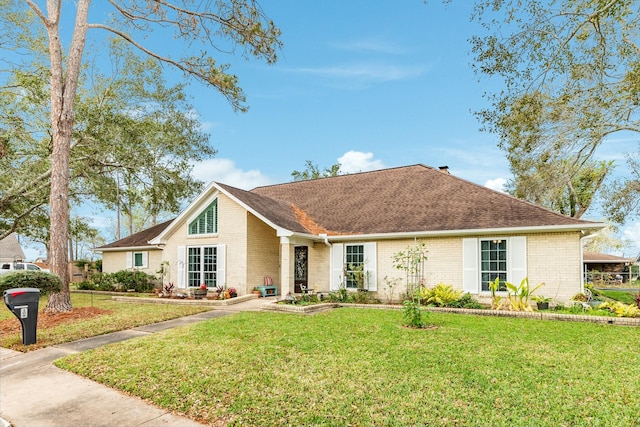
77;281;96;290
112;270;157;292
597;301;640;318
420;283;464;307
402;300;430;328
450;293;483;309
90;272;117;292
0;271;62;295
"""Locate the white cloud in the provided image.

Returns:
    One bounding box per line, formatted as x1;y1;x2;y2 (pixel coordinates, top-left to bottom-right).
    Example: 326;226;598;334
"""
190;158;274;190
484;178;507;192
338;151;385;174
292;63;425;84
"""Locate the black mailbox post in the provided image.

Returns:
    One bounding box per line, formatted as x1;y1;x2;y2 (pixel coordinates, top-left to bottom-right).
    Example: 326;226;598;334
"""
3;288;40;345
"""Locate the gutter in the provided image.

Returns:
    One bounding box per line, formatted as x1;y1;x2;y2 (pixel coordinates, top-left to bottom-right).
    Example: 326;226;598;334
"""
319;233;331;246
579;228;605;292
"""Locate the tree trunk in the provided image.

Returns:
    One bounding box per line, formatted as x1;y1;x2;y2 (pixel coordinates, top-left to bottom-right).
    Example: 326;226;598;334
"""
44;0;91;313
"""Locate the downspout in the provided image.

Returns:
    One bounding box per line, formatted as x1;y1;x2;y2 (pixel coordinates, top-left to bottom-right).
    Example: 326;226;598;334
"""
580;229;603;292
319;233;331;246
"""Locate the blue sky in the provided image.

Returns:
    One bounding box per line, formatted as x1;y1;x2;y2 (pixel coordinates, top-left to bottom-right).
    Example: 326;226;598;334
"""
19;1;640;259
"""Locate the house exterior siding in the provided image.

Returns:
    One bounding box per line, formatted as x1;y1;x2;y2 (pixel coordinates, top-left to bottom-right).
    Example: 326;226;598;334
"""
95;165;602;304
526;232;582;302
162;192;250;292
101;249;162;276
246;212;280;290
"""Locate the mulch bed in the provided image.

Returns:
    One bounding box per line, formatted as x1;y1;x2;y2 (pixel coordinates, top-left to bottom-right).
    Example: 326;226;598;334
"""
0;307;111;334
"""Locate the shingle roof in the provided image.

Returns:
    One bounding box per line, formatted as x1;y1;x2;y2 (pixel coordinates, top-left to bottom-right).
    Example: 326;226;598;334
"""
249;164;598;235
96;219;174;250
0;233;26;261
583;251;636;263
98;164;603;249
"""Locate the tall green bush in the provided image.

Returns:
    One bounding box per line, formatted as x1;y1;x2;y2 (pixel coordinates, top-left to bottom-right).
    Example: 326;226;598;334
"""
112;270;157;292
0;271;62;295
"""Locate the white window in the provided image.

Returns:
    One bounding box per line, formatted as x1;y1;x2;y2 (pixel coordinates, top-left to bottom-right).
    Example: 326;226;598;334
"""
177;245;226;289
189;199;218;235
331;242;377;291
126;251;148;269
463;237;526;294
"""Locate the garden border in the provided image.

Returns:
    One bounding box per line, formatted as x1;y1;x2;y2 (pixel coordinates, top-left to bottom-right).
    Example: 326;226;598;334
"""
261;299;640;326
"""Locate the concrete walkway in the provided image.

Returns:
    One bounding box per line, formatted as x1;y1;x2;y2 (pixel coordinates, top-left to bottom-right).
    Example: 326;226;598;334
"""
0;296;274;427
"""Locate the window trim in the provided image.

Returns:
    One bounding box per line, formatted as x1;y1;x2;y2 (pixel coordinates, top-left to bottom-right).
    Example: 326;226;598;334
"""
126;251;148;269
180;244;226;289
188;198;218;236
462;236;527;295
331;242;377;292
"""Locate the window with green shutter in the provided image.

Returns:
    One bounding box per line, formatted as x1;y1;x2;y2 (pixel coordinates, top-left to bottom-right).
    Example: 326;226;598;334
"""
189;199;218;235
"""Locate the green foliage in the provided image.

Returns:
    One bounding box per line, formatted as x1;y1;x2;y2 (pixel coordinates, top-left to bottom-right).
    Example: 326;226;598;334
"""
56;309;640;426
449;293;483;309
392;241;428;298
489;277;543;311
328;287;353;303
596;289;637;305
505;277;544;311
112;270;156;292
471;0;640;224
597;301;640;318
419;283;464;307
89;273;117;292
0;271;61;295
76;281;96;291
402;300;430;328
291;160;342;181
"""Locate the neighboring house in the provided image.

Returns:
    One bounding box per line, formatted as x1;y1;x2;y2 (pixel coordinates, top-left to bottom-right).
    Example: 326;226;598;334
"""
95;164;605;303
583;251;638;285
0;233;26;264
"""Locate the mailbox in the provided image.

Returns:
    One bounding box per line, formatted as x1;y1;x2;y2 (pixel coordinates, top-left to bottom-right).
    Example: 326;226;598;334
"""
3;287;40;345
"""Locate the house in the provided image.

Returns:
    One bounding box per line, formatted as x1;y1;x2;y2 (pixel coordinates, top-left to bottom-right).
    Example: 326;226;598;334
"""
95;164;605;303
583;251;638;285
0;233;26;264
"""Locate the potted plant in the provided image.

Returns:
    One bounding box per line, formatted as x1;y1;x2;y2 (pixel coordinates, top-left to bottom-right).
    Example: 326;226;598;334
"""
194;283;208;299
252;286;262;297
160;282;174;298
228;287;237;298
533;295;551;310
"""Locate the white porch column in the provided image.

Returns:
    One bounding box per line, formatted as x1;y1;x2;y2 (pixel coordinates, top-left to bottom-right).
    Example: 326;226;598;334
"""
280;237;294;296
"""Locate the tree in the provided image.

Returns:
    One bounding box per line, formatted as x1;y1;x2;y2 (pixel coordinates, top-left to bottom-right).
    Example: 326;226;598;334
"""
505;153;613;219
291;160;342;181
0;1;281;312
471;0;640;220
605;146;640;224
1;43;211;240
583;220;632;254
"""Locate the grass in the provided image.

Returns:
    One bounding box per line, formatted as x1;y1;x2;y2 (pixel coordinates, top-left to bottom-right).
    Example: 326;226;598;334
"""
56;308;640;426
595;289;639;305
0;293;212;350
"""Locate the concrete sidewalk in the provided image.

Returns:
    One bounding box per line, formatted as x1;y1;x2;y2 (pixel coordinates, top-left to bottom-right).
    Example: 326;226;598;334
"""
0;296;274;427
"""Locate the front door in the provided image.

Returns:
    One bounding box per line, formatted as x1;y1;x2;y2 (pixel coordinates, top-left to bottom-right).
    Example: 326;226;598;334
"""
294;246;308;293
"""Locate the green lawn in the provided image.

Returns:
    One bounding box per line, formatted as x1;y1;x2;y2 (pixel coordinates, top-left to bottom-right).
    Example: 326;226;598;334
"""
596;289;639;305
0;293;212;350
56;308;640;426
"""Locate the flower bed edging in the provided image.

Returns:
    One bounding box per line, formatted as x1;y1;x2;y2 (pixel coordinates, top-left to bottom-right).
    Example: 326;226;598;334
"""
262;300;640;325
